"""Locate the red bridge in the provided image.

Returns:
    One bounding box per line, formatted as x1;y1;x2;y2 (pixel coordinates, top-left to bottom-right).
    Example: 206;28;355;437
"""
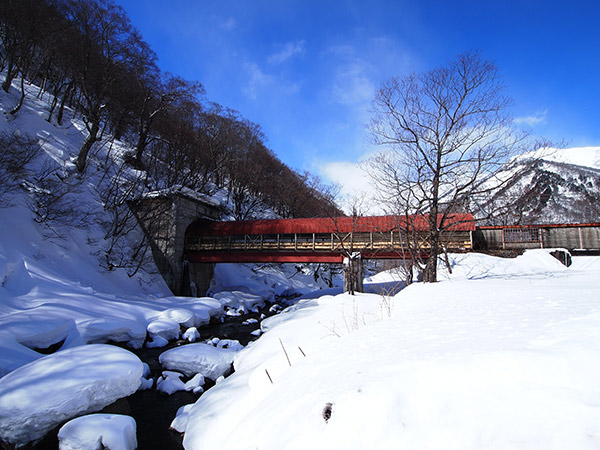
184;214;475;263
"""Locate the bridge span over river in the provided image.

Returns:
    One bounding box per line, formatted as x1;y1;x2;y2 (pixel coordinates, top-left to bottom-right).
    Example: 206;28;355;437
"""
184;214;476;264
130;189;600;295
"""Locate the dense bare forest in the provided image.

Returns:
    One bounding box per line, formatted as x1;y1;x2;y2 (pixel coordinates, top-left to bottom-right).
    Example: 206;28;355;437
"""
0;0;342;221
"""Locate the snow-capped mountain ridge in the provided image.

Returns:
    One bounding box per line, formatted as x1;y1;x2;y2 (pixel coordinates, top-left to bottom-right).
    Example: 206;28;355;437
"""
516;146;600;170
478;148;600;225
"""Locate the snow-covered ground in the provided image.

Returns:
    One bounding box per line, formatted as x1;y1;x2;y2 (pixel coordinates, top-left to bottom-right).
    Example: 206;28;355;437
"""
2;76;600;449
0;78;338;447
181;251;600;450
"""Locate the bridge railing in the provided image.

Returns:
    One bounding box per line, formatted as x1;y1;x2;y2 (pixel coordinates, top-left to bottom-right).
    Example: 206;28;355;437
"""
184;230;472;255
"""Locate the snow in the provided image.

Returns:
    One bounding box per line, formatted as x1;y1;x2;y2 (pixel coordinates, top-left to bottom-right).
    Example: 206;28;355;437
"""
182;251;600;450
3;77;600;448
183;326;200;342
159;343;238;379
519;146;600;170
0;344;143;447
58;414;137;450
157;371;206;395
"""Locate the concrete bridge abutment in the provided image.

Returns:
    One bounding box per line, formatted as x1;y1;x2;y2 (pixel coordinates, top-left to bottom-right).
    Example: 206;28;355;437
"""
129;188;220;296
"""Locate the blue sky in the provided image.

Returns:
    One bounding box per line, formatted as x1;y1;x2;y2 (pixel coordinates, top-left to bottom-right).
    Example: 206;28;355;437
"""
117;0;600;200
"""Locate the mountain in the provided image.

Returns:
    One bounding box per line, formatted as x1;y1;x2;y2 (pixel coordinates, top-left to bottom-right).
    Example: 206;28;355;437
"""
474;147;600;225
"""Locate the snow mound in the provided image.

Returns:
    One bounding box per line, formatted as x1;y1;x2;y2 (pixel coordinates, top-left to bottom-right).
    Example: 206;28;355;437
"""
80;317;147;349
159;343;237;379
213;290;266;315
0;344;143;447
147;317;181;343
58;414;137;450
439;249;568;281
157;308;196;327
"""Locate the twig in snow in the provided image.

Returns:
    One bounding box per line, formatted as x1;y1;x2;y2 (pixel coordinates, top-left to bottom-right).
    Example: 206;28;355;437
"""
279;338;292;367
265;369;273;384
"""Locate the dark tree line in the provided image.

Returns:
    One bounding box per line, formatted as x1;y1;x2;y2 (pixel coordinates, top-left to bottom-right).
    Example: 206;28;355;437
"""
0;0;341;220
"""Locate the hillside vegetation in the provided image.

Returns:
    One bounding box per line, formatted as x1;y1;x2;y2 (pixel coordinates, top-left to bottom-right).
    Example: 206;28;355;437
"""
0;0;340;219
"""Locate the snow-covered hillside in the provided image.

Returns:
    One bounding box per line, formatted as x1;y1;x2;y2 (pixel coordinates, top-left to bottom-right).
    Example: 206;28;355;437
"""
476;147;600;224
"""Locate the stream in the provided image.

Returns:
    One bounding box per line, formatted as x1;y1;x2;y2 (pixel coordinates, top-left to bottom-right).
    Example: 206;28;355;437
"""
30;298;292;450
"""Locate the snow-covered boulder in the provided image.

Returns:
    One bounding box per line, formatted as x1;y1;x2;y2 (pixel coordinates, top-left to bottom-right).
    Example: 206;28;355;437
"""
171;404;194;433
156;371;205;395
156;307;196;327
183;327;200;342
158;343;237;379
58;414;137;450
146;317;181;343
80;317;147;349
213;290;266;315
0;344;143;447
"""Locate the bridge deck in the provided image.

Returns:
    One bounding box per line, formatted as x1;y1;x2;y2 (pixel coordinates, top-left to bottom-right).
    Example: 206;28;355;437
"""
185;214;475;263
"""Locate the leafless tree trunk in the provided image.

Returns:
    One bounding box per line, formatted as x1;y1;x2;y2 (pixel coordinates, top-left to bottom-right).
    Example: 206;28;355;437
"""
368;51;528;282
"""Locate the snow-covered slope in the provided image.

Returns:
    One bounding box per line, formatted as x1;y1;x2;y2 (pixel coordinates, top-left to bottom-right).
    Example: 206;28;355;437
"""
181;251;600;450
476;147;600;224
518;146;600;170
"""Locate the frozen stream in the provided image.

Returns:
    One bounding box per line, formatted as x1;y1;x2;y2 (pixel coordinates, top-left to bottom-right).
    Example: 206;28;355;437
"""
29;301;287;450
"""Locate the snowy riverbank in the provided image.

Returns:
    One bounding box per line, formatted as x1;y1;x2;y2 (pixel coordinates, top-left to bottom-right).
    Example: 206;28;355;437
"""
181;251;600;450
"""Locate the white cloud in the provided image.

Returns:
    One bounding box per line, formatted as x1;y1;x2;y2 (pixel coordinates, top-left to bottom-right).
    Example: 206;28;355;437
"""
320;160;381;214
514;109;548;127
243;62;274;100
268;40;306;65
331;62;375;106
323;45;375;107
243;60;303;100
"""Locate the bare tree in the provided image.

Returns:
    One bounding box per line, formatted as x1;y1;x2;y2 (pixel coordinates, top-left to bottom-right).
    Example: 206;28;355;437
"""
368;51;526;282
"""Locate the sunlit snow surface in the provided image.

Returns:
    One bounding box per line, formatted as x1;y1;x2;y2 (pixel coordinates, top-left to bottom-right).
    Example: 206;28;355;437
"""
182;251;600;450
58;414;137;450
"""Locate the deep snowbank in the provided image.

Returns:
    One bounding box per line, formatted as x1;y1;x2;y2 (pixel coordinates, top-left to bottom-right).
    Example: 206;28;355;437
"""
182;251;600;450
0;344;143;447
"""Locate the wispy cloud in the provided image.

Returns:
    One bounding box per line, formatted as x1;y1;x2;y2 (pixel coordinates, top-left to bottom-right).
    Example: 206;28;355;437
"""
243;62;274;100
243;62;302;100
515;109;548;127
221;17;236;31
268;40;306;65
324;45;375;107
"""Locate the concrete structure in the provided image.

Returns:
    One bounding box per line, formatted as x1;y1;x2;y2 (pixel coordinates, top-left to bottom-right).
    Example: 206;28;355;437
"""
129;187;220;296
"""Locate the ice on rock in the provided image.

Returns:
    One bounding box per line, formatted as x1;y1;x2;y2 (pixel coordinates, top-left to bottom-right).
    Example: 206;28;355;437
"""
0;344;143;447
58;414;137;450
185;373;206;394
159;343;237;379
145;334;169;348
156;371;205;395
139;363;154;390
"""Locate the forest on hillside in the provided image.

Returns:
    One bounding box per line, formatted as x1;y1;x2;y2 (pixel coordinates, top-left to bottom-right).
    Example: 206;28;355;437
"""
0;0;342;221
